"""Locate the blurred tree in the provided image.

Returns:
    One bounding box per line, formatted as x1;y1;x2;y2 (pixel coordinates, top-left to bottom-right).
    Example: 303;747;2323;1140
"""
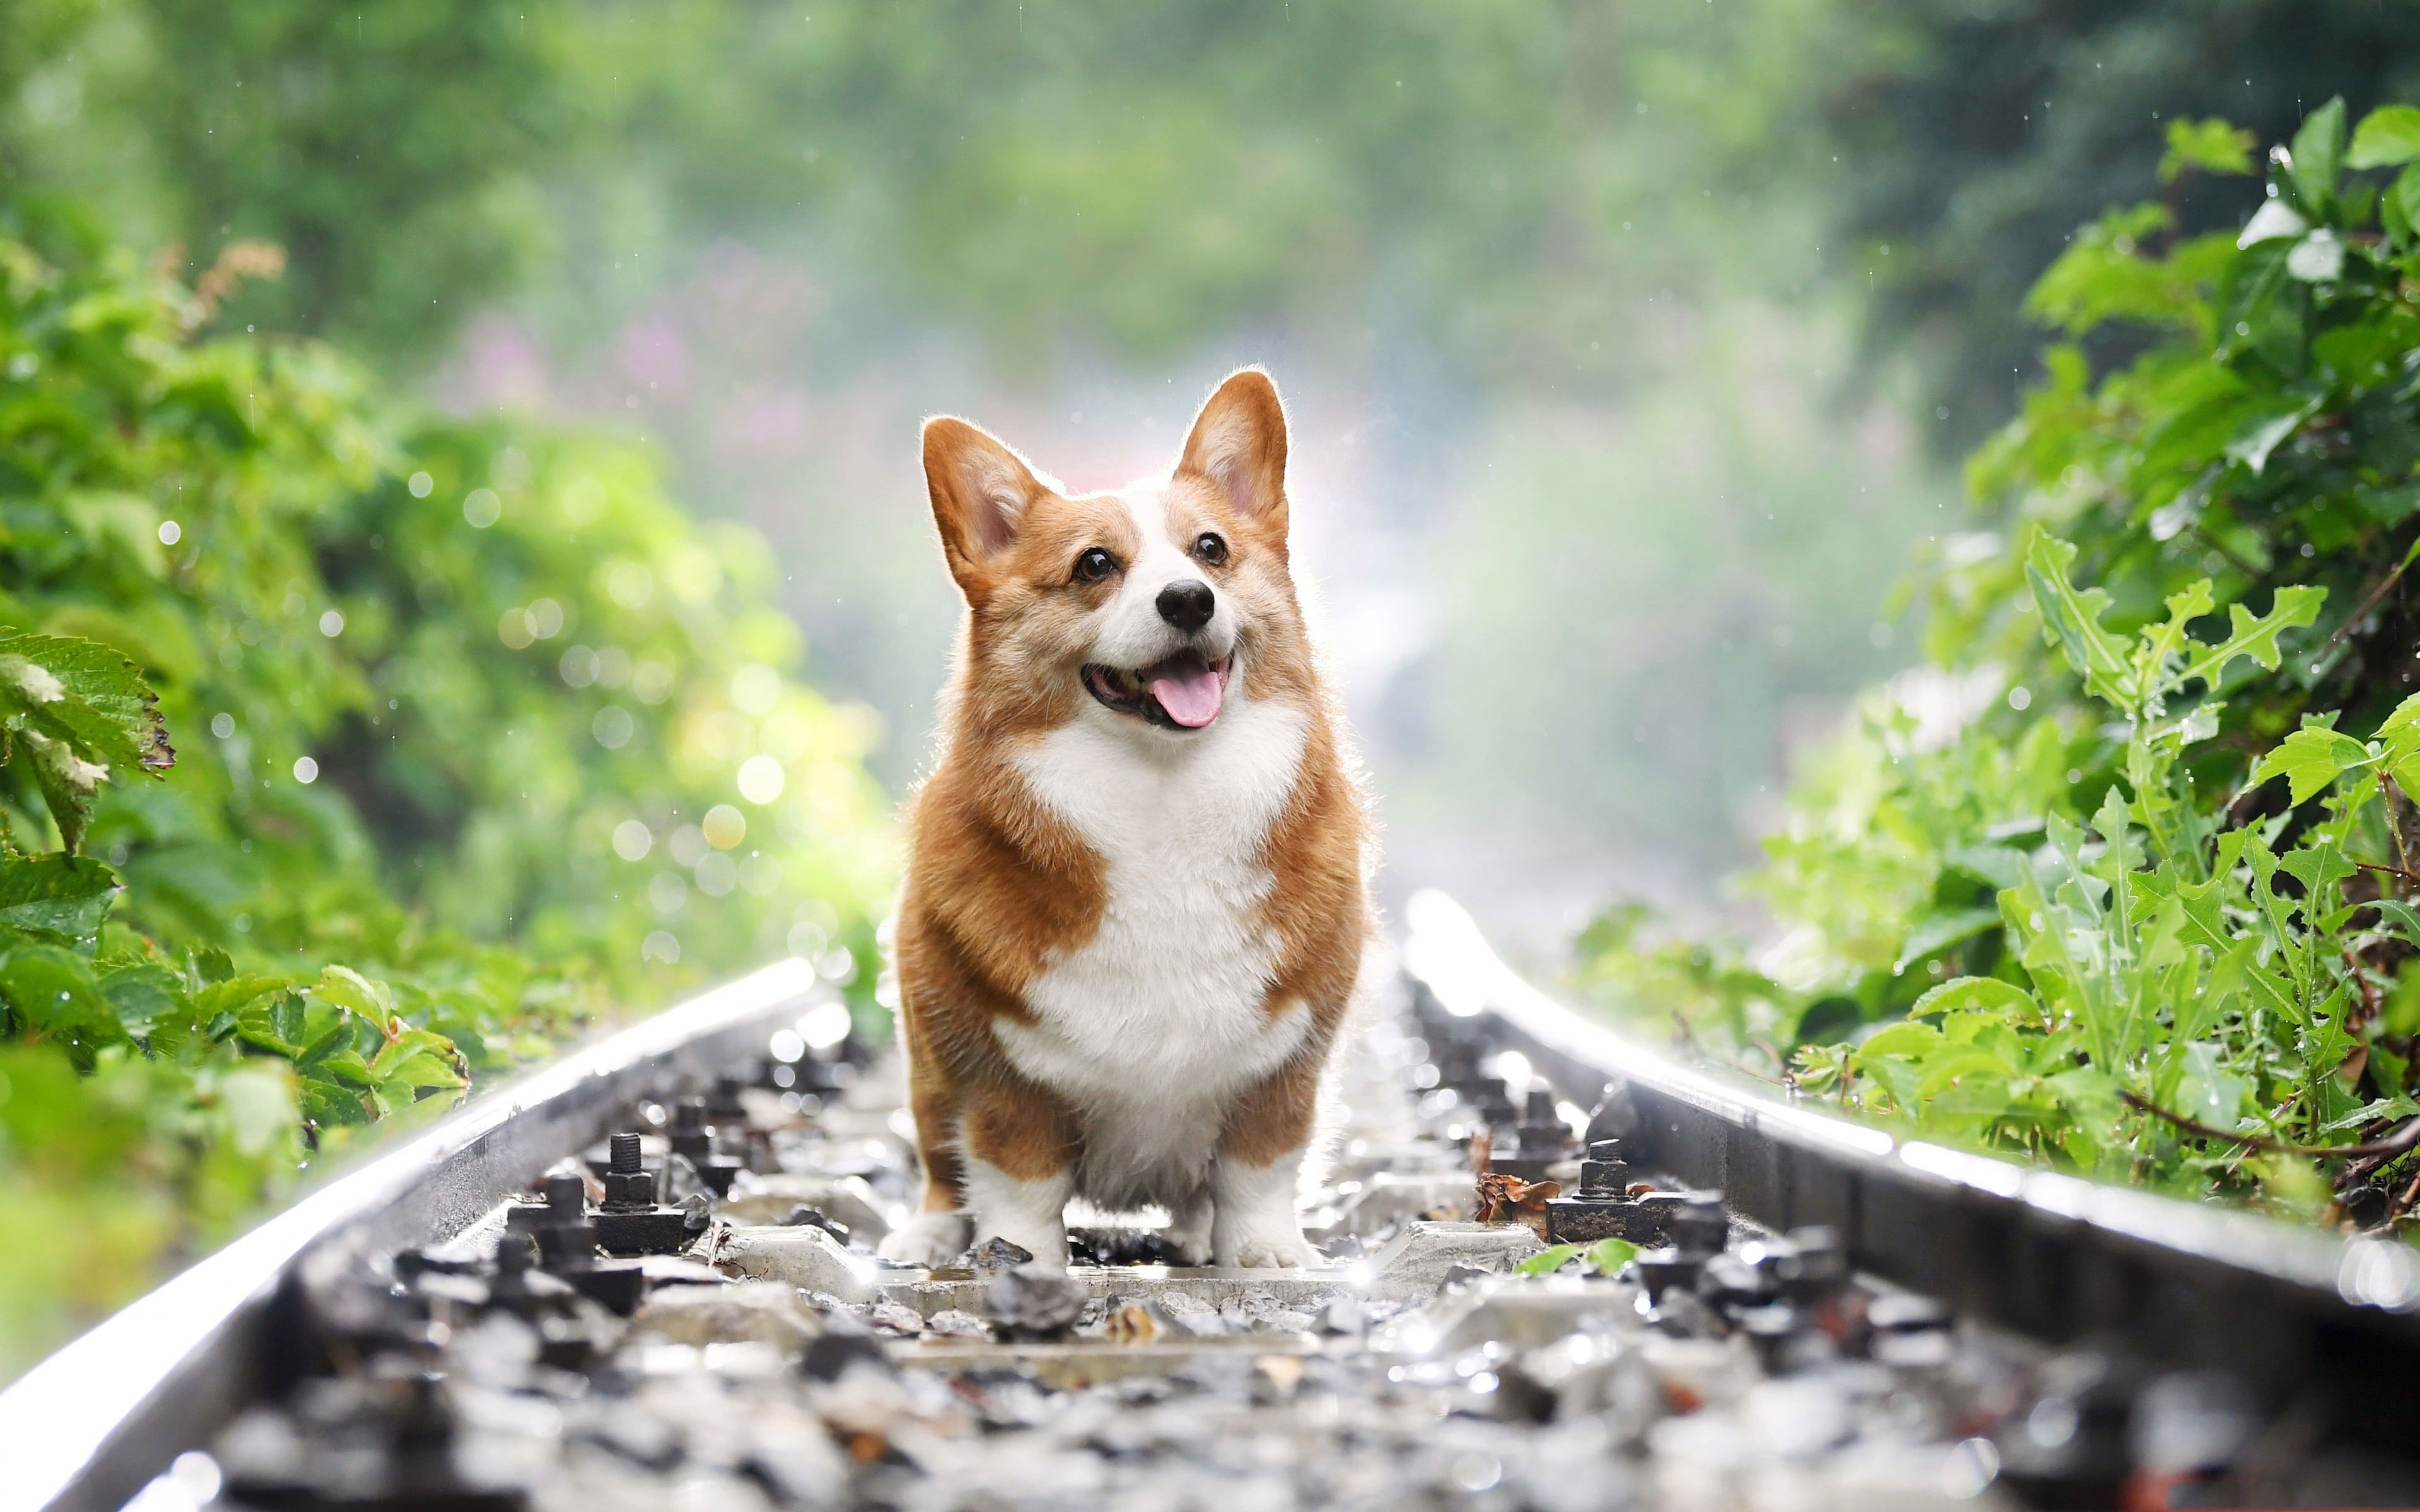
1;0;573;361
0;0;1835;387
530;1;1661;375
1814;0;2420;450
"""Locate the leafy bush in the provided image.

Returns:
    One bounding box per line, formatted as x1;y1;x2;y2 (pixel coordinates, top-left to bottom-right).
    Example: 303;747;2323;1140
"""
0;195;894;1376
1578;101;2420;1218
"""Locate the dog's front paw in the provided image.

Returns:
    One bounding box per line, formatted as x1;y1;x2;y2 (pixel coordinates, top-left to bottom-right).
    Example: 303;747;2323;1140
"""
1219;1228;1322;1269
877;1211;971;1267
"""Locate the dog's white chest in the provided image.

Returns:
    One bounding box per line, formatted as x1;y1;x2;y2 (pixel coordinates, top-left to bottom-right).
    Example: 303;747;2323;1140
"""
1000;699;1313;1172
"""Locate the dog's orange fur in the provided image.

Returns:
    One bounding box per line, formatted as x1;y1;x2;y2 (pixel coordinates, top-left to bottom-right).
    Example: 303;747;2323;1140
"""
894;369;1369;1231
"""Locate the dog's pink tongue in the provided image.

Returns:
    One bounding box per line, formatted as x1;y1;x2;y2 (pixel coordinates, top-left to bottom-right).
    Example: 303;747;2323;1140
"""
1150;663;1224;728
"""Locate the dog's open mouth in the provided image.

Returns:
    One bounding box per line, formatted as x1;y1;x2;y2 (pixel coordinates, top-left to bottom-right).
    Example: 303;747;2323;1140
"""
1083;651;1233;730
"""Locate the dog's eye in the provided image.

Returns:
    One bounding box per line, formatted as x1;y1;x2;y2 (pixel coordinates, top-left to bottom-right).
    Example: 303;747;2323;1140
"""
1192;532;1229;566
1071;547;1118;583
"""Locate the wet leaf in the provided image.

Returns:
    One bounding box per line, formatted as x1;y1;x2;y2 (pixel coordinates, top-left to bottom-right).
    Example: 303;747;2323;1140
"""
2254;724;2373;804
1584;1237;1639;1275
2347;105;2420;169
2162;117;2257;182
1908;976;2037;1021
0;855;120;948
1893;908;2003;975
2290;96;2347;209
98;964;182;1039
1512;1243;1582;1277
2285;230;2346;284
2237;200;2308;248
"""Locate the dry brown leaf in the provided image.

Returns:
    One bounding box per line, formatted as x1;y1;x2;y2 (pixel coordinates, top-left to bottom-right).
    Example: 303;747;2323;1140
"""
1473;1171;1563;1239
1103;1303;1163;1345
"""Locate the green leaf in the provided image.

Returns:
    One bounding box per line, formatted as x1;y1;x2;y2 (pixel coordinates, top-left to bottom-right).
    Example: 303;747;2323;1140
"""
232;994;309;1058
309;1049;378;1088
2024;529;2136;710
21;730;105;856
2170;588;2326;697
2279;844;2355;917
2321;1095;2420;1135
195;973;294;1018
212;1067;299;1157
1943;844;2029;891
2383;691;2420;737
2224;399;2320;474
0;633;173;852
2395;166;2420;243
2237;200;2309;248
1857;1020;1945;1060
1893;908;2003;975
2162;117;2257;182
0;854;121;946
1908;976;2039;1021
1513;1243;1583;1277
0;632;173;774
375;1051;466;1093
2285;229;2346;284
368;1027;463;1087
1913;1049;2020;1106
98;964;183;1038
2252;725;2374;804
2171;1041;2247;1129
301;1080;374;1130
0;944;117;1043
2366;899;2420;953
306;965;396;1029
1584;1237;1639;1275
2291;97;2348;209
2348;105;2420;169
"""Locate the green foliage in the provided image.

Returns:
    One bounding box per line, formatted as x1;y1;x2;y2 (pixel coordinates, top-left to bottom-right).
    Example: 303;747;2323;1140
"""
1507;1238;1641;1278
0;631;172;852
1;0;572;362
0;196;892;1377
2162;119;2259;186
1513;1242;1583;1278
1813;3;2420;449
1584;1237;1639;1276
0;0;1840;386
1581;101;2420;1218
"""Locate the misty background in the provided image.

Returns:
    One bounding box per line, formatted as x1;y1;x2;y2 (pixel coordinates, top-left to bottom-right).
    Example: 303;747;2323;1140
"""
14;0;2416;965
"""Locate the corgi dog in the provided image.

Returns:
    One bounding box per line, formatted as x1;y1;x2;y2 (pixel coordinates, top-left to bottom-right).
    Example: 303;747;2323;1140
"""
878;369;1371;1269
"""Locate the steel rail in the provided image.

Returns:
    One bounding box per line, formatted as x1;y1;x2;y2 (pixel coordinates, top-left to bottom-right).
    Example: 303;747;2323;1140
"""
19;893;2420;1509
0;958;823;1512
1400;888;2420;1453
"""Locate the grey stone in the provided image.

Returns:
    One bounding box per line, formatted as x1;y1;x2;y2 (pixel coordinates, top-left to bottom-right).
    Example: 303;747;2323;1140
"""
628;1281;822;1351
717;1174;892;1242
712;1224;875;1304
1360;1222;1545;1301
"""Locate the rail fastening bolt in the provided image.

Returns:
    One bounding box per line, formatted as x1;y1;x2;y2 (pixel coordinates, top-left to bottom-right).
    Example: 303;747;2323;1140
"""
544;1173;585;1217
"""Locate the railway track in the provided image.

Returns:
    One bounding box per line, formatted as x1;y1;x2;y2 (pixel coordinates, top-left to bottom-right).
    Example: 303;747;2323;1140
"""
8;892;2420;1511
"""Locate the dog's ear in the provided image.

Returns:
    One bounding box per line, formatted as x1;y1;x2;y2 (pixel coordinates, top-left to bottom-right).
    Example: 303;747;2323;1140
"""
1177;369;1289;542
923;416;1047;599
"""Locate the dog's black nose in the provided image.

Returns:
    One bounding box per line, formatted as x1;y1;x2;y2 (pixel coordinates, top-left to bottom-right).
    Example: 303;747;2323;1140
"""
1156;579;1215;632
